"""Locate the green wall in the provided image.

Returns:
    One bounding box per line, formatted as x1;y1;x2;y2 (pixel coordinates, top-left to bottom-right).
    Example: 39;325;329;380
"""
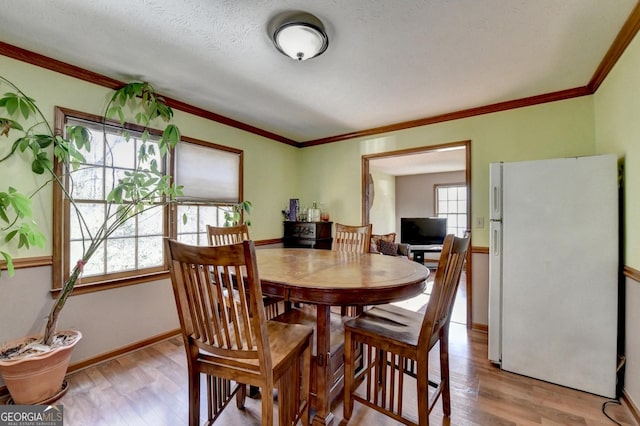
299;96;597;247
594;24;640;410
595;32;640;268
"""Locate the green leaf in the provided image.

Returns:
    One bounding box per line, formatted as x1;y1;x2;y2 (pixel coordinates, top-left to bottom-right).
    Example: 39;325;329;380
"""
9;190;33;218
1;251;15;277
162;124;181;148
5;96;18;115
34;134;54;149
19;98;31;119
0;205;9;224
5;229;18;242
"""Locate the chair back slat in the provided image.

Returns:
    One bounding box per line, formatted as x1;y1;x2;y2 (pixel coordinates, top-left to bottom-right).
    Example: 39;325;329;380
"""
419;234;470;346
332;223;372;253
207;224;250;246
165;239;271;366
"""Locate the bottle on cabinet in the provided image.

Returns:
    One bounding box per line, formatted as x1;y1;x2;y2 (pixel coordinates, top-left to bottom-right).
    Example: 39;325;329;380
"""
308;201;321;222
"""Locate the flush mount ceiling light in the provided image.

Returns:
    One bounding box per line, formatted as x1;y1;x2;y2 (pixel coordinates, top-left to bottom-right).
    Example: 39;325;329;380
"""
271;12;329;61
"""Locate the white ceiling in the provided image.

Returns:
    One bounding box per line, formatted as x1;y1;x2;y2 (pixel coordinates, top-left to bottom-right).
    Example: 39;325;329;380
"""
371;147;466;176
0;1;636;143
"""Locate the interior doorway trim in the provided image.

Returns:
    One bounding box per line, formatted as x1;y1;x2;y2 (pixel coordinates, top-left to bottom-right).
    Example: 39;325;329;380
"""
361;139;473;327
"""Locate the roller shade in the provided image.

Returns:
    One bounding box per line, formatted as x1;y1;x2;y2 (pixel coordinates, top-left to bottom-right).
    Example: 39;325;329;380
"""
175;142;240;202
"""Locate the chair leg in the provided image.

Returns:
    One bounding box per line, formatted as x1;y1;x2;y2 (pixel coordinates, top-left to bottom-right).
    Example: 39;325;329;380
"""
261;386;275;426
188;366;200;426
416;361;430;426
301;345;311;426
343;330;354;422
439;329;451;416
236;383;247;409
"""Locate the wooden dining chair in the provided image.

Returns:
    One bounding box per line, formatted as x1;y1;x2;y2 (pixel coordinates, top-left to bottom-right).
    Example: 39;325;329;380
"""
165;239;313;426
332;223;372;253
207;223;250;246
342;233;470;426
207;224;282;320
332;223;373;317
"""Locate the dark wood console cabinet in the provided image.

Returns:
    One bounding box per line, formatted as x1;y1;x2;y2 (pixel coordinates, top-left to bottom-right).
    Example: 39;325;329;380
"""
283;221;333;249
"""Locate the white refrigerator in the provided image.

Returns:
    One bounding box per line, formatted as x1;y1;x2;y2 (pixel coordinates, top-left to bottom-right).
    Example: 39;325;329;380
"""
488;154;619;398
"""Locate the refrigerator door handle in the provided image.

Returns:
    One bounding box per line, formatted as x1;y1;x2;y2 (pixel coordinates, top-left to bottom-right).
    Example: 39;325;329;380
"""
492;185;500;217
492;225;500;255
489;162;503;220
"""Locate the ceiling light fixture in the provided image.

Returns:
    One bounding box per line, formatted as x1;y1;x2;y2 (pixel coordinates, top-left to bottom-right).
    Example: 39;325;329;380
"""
271;12;329;61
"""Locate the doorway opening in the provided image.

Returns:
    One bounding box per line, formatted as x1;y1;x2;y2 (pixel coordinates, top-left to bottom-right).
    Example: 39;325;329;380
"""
361;140;472;327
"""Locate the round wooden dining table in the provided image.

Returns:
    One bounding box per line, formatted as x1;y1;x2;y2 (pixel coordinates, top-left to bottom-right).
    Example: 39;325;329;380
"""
255;248;430;426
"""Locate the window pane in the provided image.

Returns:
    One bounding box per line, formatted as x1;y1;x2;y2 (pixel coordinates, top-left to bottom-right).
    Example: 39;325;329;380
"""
458;200;467;213
219;206;231;224
138;206;163;236
138;236;164;268
110;208;136;238
447;187;457;198
70;203;105;240
82;128;105;165
138;141;161;170
71;240;104;277
457;187;467;200
177;205;198;233
103;167;130;197
178;234;197;245
199;205;220;230
70;165;103;200
107;134;135;169
106;238;136;272
437;187;448;200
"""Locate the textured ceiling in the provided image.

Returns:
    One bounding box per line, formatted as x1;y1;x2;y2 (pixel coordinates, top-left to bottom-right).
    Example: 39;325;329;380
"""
371;148;466;176
0;1;636;143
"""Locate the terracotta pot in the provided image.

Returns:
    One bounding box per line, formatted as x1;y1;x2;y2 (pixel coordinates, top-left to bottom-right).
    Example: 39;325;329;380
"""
0;329;82;404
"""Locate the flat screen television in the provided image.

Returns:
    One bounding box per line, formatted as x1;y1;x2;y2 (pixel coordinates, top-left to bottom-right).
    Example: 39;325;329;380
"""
400;217;447;245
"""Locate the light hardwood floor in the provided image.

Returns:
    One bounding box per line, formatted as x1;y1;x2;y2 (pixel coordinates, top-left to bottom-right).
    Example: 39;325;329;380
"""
4;321;629;426
2;270;635;425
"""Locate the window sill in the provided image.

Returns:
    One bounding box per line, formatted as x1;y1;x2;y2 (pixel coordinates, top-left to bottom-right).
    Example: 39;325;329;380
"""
51;270;171;298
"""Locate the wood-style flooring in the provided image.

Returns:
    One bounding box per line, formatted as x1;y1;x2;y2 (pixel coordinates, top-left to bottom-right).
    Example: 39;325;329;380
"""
16;322;632;426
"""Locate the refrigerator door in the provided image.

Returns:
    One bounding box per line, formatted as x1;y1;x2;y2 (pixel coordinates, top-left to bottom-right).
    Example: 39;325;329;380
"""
500;155;618;398
488;219;502;363
489;162;502;221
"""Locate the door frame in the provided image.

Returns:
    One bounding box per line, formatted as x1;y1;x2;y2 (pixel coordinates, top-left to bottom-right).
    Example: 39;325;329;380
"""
361;139;473;328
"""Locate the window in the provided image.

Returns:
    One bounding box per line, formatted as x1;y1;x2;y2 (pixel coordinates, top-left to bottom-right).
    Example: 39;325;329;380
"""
53;108;243;294
175;204;233;245
435;184;467;237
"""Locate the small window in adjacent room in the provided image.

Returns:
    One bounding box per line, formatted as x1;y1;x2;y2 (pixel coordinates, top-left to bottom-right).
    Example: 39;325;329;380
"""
435;183;467;237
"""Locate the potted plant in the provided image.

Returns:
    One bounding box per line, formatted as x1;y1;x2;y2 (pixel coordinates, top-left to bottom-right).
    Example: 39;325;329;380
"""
0;77;182;404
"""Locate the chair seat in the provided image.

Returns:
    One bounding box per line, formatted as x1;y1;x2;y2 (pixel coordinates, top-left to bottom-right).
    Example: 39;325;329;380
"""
344;304;422;349
199;320;313;381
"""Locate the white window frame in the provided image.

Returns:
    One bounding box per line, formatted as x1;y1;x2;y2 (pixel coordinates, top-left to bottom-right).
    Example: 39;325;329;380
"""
434;183;467;237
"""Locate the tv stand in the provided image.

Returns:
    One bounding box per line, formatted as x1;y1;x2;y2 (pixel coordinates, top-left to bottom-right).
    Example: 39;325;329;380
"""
409;245;442;267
